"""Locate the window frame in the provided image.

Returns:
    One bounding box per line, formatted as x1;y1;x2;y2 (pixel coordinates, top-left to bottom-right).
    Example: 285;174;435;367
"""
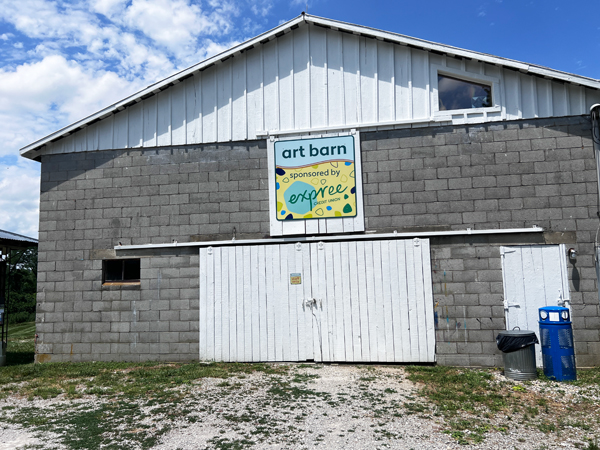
431;65;501;119
102;258;141;285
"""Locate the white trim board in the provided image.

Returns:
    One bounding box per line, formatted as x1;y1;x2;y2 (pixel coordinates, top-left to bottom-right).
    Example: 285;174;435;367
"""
115;226;544;251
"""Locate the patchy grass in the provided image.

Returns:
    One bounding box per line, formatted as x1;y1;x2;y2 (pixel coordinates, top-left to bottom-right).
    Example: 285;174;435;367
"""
406;365;600;446
0;361;290;449
4;321;35;365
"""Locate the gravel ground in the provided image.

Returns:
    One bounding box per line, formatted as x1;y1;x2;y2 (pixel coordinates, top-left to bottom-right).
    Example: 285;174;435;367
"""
0;364;598;449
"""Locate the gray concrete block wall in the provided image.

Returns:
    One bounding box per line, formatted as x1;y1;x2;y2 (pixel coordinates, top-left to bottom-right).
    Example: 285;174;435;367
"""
36;142;267;362
362;115;600;367
36;116;600;366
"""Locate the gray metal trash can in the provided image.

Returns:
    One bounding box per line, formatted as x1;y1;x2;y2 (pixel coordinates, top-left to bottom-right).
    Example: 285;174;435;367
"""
496;330;539;381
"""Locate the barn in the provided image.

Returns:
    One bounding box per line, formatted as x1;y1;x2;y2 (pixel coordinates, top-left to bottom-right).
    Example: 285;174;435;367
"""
21;14;600;366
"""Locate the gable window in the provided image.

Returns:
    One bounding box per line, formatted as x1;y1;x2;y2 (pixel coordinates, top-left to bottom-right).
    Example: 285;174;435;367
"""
438;74;492;111
102;259;140;284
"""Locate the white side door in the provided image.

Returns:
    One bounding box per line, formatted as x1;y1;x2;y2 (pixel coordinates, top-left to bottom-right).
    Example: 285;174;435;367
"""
500;244;570;366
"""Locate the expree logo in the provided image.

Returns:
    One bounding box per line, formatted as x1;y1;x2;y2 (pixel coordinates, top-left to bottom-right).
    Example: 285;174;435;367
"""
274;136;356;221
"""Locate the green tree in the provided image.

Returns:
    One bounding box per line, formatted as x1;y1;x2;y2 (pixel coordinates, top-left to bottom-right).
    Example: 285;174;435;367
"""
5;248;37;324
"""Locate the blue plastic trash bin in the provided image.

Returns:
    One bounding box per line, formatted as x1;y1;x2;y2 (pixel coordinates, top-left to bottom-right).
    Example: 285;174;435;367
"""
539;306;576;381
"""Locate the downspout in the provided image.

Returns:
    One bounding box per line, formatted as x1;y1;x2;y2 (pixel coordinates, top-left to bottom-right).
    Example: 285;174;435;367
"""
591;104;600;303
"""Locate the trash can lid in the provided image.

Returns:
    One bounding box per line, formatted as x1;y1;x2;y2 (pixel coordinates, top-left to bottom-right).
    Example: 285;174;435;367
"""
497;330;537;337
539;306;568;312
496;330;539;352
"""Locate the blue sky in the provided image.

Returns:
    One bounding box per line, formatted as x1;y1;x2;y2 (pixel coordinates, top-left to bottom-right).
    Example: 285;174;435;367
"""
1;0;599;238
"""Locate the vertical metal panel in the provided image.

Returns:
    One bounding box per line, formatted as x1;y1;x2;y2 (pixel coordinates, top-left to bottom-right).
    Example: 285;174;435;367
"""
343;33;360;124
113;111;128;149
217;59;232;143
86;122;99;151
278;32;295;132
395;45;411;122
360;37;377;123
520;73;537;119
536;78;553;118
157;90;171;147
263;40;280;133
202;67;217;143
568;84;585;116
293;25;311;129
231;55;247;141
410;48;429;119
128;102;143;148
171;82;186;146
246;46;263;140
185;73;202;144
503;68;521;120
327;29;344;126
98;115;113;150
310;25;328;128
143;96;157;147
377;41;395;123
552;81;569;116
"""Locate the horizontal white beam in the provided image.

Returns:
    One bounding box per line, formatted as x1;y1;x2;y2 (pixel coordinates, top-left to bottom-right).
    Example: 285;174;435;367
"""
115;227;544;251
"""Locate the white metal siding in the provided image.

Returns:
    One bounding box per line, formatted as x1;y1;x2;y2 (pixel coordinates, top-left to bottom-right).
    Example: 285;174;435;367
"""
42;23;600;156
199;238;435;363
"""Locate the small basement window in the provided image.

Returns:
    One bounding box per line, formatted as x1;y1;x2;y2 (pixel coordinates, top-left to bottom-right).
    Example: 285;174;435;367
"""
438;73;492;111
102;259;140;284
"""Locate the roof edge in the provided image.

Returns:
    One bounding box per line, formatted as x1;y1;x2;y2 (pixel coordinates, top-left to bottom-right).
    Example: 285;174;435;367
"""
20;14;307;159
20;13;600;159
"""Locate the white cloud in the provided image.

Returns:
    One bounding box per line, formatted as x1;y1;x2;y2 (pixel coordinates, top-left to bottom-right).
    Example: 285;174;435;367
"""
0;0;274;236
0;55;140;155
0;157;40;239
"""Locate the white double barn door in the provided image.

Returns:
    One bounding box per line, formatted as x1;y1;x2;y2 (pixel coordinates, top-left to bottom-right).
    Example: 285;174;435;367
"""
199;239;435;363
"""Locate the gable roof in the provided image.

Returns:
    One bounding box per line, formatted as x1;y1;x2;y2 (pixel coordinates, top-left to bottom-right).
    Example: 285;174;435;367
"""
20;13;600;159
0;229;38;251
